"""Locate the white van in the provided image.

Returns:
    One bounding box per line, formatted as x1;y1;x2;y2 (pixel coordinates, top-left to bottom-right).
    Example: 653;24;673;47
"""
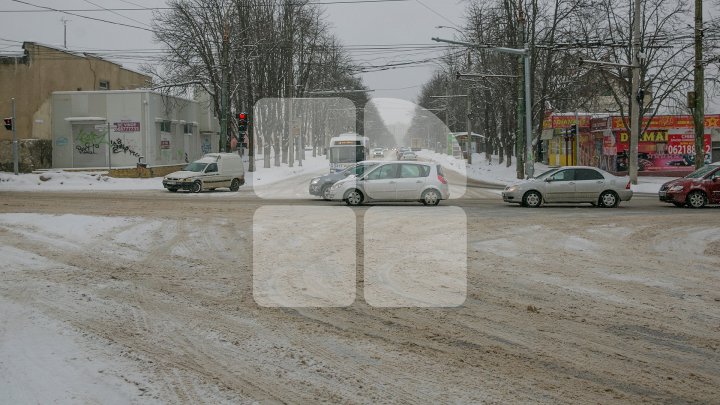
162;153;245;193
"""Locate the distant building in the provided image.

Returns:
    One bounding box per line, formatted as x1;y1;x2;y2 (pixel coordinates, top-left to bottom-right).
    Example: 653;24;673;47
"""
0;42;151;171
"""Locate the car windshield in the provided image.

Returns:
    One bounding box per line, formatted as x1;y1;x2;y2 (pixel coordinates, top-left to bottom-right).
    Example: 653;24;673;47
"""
684;164;718;179
356;163;378;175
534;169;558;180
340;165;358;175
184;162;208;172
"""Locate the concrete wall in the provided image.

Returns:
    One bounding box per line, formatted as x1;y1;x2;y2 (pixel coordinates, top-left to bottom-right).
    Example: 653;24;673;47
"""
51;91;219;170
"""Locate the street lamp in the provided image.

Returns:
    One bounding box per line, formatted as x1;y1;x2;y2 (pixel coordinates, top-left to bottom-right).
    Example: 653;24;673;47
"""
436;25;465;36
433;37;534;177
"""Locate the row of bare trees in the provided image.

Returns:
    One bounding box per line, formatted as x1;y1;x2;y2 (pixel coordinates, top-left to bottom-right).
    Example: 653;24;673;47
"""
147;0;393;168
410;0;719;176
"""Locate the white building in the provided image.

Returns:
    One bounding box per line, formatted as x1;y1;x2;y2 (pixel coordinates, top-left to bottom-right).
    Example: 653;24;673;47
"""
51;90;219;169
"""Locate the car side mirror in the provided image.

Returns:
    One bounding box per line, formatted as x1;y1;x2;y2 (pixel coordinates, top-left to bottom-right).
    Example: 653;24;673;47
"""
713;175;720;182
545;178;553;182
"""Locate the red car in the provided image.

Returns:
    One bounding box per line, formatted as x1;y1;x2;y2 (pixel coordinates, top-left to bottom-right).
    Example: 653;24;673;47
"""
659;162;720;208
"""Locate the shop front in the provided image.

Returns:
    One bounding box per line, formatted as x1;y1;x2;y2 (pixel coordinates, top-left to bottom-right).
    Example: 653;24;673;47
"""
542;114;593;167
596;115;717;176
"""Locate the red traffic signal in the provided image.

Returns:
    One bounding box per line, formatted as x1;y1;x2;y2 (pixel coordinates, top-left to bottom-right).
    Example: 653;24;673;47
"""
238;112;248;133
3;117;12;131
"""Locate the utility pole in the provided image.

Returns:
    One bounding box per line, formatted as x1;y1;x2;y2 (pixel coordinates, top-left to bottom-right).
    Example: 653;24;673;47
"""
466;89;473;165
629;0;642;184
248;109;256;172
220;24;229;153
516;2;526;179
575;111;580;165
693;0;705;169
11;98;18;175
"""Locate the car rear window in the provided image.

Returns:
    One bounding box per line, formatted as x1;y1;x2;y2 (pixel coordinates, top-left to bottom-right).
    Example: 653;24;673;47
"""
575;168;604;180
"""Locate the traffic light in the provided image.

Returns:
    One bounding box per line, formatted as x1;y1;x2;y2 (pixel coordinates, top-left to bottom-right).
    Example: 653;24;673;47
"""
238;112;248;134
3;117;12;131
569;124;577;137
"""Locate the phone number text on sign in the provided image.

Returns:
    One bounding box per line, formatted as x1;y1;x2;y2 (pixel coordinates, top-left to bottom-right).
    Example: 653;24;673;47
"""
666;134;710;155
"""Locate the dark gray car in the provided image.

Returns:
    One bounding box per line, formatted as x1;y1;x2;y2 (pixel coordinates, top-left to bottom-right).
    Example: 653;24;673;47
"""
309;161;380;200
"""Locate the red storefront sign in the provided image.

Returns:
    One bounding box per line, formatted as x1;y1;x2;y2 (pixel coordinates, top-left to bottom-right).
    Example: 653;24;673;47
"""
114;121;141;132
611;114;720;130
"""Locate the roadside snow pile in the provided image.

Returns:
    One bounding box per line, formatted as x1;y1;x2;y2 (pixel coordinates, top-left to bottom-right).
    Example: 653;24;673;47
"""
630;177;673;194
417;150;550;185
0;171;164;192
251;153;329;186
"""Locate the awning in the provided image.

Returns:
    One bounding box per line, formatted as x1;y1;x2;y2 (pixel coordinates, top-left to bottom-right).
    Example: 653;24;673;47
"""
540;129;555;140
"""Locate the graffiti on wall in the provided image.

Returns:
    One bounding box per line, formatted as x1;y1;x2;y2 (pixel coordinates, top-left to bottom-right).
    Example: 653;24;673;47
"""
201;137;212;154
75;129;108;154
111;138;141;157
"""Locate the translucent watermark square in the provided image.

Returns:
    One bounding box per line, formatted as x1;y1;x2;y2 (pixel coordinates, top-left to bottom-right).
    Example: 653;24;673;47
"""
253;206;356;307
363;207;467;307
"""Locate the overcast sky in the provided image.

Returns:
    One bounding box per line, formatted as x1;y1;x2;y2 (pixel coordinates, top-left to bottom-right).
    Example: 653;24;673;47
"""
1;0;468;125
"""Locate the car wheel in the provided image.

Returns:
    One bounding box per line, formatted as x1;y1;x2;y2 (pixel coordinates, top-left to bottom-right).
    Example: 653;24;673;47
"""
522;191;542;208
686;190;707;208
167;187;178;192
191;180;202;193
599;191;619;208
422;189;441;206
345;189;364;206
321;185;332;201
230;178;240;191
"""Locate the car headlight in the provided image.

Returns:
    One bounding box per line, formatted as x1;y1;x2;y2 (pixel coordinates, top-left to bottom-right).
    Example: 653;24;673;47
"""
668;185;684;192
505;186;518;192
311;178;320;185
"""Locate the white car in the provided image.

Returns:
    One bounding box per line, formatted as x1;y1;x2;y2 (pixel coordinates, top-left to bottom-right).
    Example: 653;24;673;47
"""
327;161;449;206
372;148;384;158
400;152;417;161
502;166;633;208
162;153;245;193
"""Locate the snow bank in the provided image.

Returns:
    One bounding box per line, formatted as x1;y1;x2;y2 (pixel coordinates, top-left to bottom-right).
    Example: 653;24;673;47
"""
0;171;163;192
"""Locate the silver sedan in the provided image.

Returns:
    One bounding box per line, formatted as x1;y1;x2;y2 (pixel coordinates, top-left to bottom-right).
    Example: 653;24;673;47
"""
502;166;633;208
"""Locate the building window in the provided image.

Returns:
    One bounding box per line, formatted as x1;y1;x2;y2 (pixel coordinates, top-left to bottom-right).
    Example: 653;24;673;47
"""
160;120;171;133
99;80;110;90
184;123;193;134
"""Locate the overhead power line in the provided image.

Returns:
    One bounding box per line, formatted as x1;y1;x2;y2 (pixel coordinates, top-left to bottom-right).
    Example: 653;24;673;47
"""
10;0;154;31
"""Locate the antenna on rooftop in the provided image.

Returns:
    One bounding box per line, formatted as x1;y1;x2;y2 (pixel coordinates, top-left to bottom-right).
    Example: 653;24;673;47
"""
61;18;69;48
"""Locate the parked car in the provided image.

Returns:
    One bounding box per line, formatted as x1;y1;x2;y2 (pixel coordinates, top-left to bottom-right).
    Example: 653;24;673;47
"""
309;161;380;200
372;148;384;158
659;161;720;208
502;166;632;208
327;161;449;206
400;151;417;161
162;153;245;193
